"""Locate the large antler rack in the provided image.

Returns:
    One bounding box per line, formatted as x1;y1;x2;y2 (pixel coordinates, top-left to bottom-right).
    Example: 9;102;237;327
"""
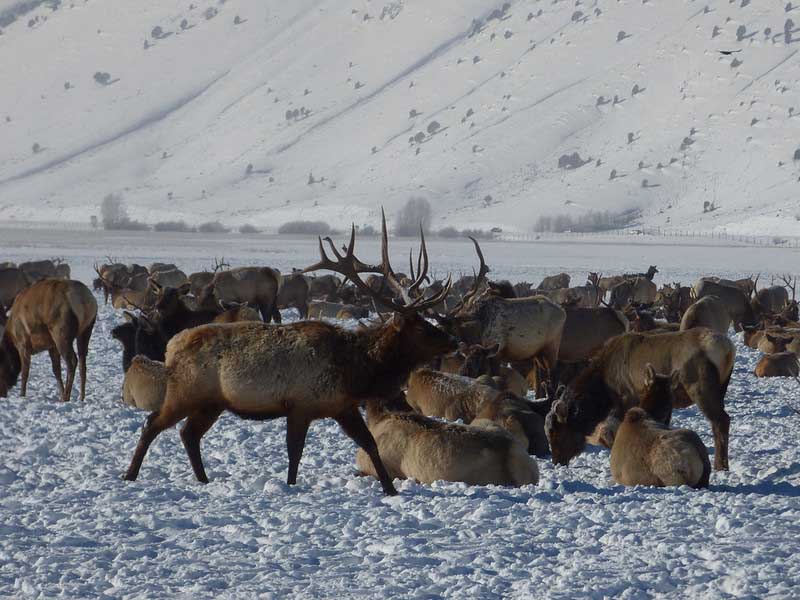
302;208;450;316
445;236;490;315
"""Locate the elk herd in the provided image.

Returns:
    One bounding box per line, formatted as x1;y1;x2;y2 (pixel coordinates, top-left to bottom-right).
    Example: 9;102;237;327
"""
1;225;799;497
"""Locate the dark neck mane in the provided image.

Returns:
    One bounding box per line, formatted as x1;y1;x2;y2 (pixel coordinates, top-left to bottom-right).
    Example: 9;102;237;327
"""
567;359;617;436
1;331;21;386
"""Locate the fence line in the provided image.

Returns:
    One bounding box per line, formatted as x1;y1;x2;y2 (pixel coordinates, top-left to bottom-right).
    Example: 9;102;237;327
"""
496;228;800;248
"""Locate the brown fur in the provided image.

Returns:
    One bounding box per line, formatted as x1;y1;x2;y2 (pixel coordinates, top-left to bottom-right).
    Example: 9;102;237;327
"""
558;306;629;362
754;352;800;377
123;314;457;496
680;295;731;334
123;356;167;411
199;267;281;323
610;365;711;489
355;399;538;486
0;279;97;401
545;328;735;470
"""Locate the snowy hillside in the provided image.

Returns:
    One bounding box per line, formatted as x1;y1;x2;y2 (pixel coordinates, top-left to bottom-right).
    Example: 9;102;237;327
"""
0;0;798;234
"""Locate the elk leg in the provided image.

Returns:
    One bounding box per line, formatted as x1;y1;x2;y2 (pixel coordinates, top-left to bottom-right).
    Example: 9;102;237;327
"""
285;415;310;485
124;408;183;481
19;346;31;398
75;319;95;401
680;359;731;471
335;407;398;496
180;408;223;483
56;341;78;402
271;303;282;324
47;348;66;399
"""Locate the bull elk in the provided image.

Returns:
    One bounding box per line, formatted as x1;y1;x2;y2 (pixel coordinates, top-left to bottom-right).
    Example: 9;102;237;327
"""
123;216;456;496
0;280;97;402
545;328;735;471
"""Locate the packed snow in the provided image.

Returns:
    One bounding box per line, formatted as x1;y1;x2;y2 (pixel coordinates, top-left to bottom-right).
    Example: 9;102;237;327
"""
1;0;799;234
1;233;800;598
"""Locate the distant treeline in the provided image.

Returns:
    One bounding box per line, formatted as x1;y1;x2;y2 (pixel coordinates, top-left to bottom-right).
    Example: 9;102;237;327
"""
533;209;640;233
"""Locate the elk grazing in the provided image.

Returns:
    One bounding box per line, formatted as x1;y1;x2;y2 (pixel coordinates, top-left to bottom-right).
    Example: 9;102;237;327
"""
0;279;97;402
610;364;711;489
122;216;456;496
754;352;800;377
356;396;539;487
680;295;731;334
545;328;735;470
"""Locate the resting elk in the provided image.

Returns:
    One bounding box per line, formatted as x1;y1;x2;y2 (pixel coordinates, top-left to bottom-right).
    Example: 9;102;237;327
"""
610;365;711;489
754;352;800;377
545;328;735;471
123;217;456;496
356;396;538;487
0;280;97;402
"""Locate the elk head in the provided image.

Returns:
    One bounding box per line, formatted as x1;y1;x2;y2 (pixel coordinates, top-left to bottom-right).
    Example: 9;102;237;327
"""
302;208;457;362
544;387;587;465
152;281;192;315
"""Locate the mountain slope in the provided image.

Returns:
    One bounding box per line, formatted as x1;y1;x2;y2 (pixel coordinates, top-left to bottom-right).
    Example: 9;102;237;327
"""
0;0;798;234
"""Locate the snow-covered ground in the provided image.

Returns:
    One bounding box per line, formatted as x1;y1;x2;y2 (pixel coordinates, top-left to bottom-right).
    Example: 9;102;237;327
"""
2;234;800;598
1;1;799;235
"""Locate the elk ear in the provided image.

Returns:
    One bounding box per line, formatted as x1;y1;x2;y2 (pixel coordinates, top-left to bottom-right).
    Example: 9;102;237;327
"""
178;282;191;295
644;363;656;388
553;398;569;423
486;343;500;358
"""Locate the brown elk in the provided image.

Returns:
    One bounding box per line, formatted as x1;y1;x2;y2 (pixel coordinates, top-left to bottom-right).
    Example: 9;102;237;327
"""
123;355;167;411
123;219;456;496
545;328;735;470
149;268;189;290
609;276;657;308
356;396;538;487
537;273;570;291
693;278;758;330
558;306;628;362
0;267;27;308
198;267;281;322
435;242;566;388
277;273;310;318
657;283;693;323
754;352;800;377
680;295;731;334
0;280;97;402
18;259;57;284
308;300;370;320
610;365;711;489
448;342;530;398
307;274;342;298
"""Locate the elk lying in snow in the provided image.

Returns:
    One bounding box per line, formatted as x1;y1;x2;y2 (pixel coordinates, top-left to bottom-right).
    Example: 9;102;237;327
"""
545;328;735;470
610;365;711;489
436;342;530;398
123;218;456;496
680;295;731;334
122;355;167;411
754;352;800;377
356;397;539;487
406;369;549;456
0;280;97;401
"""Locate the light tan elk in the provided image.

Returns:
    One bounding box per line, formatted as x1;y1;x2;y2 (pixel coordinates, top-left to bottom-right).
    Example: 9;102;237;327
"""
356;396;538;487
0;280;97;402
754;352;800;377
406;369;549;456
0;267;28;307
610;365;711;489
444;342;530;398
123;219;455;496
546;328;735;470
693;278;758;330
123;356;167;411
680;295;731;334
558;306;628;362
435;241;566;386
609;276;657;308
198;267;281;322
537;273;570;291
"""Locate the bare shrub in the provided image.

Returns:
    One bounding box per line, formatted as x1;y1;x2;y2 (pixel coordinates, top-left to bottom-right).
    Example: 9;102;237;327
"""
534;209;639;233
238;223;260;234
394;197;431;236
197;221;229;233
101;194;150;230
153;220;194;233
278;220;332;235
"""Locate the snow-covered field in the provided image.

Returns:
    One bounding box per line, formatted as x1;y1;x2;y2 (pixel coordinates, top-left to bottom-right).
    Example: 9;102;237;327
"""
1;0;799;235
2;232;800;598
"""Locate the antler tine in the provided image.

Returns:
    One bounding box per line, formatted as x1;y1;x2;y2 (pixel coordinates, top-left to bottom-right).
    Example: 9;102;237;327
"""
301;236;341;274
460;236;490;303
408;224;430;296
408;248;416;282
